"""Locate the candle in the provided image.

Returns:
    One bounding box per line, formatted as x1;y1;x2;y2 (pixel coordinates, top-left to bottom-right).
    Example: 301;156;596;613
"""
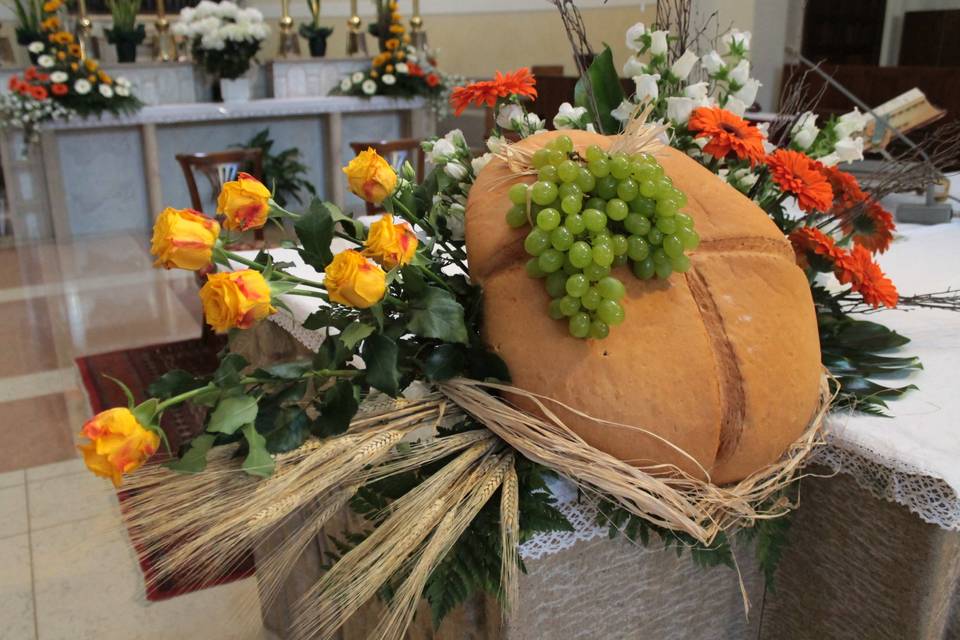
157;0;166;18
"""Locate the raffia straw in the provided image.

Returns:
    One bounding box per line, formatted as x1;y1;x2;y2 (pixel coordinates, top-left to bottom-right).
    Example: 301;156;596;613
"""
499;463;520;620
440;373;831;545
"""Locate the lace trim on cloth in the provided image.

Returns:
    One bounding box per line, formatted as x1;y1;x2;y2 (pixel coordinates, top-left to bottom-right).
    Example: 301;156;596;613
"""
519;491;606;561
269;310;327;352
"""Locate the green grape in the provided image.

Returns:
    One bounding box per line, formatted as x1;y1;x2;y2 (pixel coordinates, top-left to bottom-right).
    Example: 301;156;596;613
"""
547;148;566;166
617;178;639;202
662;234;683;258
561;195;583;215
524;228;551;256
505;205;527;228
610;234;628;256
548;299;566;320
554;134;574;153
559;295;581;316
531;149;551;169
582;208;607;233
639;179;657;198
508;183;529;205
610;154;631;180
670;187;687;207
633;162;657;181
633;197;656;216
569;312;591;338
550;226;574;251
627;235;650;261
536;207;561;231
598;276;626;301
597;299;625;325
565;273;589;297
581;287;602;310
531;181;559;206
592;243;614;267
558;182;583;199
596;175;618;200
584;262;610;281
648;163;665;181
562;256;578;275
655;261;673;279
675;212;694;228
654;177;674;200
624;213;651;236
656;216;678;234
647;229;664;246
612;254;628;267
539;249;565;273
605;198;629;221
652;248;670;266
576;168;596;192
589;319;610;339
568;241;592;268
584;144;605;163
678;227;700;250
557;160;579;183
585;196;606;211
591;228;611;242
565;213;586;234
587;157;610;178
633;256;656;280
655;198;678;217
526;257;546;278
545;270;567;297
538;165;559;182
671;254;691;272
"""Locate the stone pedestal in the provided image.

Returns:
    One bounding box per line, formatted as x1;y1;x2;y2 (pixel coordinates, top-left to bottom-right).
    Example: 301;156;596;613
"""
269;58;371;99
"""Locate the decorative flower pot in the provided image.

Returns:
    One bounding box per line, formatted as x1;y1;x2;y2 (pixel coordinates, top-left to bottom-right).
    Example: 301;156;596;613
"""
115;40;138;63
105;26;146;64
307;33;329;57
220;76;251;103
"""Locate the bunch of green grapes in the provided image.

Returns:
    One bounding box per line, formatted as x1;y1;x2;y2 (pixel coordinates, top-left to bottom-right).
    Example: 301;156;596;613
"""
505;134;700;340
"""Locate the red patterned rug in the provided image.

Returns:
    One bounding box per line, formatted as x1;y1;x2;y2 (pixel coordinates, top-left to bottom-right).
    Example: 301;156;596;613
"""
76;336;256;601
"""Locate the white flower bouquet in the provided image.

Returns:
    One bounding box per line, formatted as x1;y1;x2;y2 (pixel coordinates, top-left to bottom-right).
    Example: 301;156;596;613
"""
173;0;269;80
0;89;75;144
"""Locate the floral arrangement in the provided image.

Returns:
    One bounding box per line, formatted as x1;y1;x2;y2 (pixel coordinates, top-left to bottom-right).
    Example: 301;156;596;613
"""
173;0;269;80
0;80;75;143
333;1;453;110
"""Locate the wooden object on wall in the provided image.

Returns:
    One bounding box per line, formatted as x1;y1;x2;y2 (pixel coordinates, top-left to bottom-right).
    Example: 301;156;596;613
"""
801;0;886;65
900;10;960;67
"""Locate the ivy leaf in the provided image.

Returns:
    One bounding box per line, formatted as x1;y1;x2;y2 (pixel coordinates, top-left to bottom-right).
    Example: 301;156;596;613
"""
340;321;376;350
241;423;275;477
573;45;626;135
207;394;259;434
423;344;467;381
167;433;216;473
407;287;468;344
312;379;360;437
362;334;401;396
295;198;335;270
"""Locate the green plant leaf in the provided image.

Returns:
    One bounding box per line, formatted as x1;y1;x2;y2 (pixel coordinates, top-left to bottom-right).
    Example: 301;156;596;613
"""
213;353;249;389
148;369;204;400
361;334;401;396
313;334;352;371
340;321;376;350
303;306;356;331
573;45;626;135
295;198;335;270
167;434;216;473
103;374;135;408
467;348;511;382
264;408;311;453
207;394;259;434
407;287;468;344
422;344;466;381
241;423;275;477
312;379;360;437
131;398;159;428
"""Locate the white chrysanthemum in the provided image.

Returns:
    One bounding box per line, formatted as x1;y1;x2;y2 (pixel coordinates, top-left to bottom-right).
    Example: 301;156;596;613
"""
833;136;864;163
351;72;365;84
395;62;408;74
74;79;92;95
361;79;377;95
791;112;819;150
99;84;114;98
37;55;54;68
625;22;646;52
340;77;352;92
27;41;44;53
382;73;396;85
115;84;130;97
50;71;68;83
836;108;871;138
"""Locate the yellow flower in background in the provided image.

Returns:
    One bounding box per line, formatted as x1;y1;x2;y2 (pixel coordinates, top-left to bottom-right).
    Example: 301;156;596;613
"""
87;74;96;82
99;71;112;84
200;269;276;332
42;0;62;11
68;44;81;57
217;172;272;231
151;207;220;271
363;214;418;269
40;16;59;30
69;61;78;71
56;51;66;60
389;24;404;34
78;408;160;487
385;38;400;51
50;31;74;45
342;148;397;205
372;52;391;67
85;58;98;71
324;250;386;309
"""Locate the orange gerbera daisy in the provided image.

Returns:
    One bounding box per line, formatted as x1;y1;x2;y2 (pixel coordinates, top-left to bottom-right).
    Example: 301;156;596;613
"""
789;226;848;272
766;149;834;213
819;165;866;214
450;67;537;116
843;199;896;254
835;245;898;309
687;106;766;166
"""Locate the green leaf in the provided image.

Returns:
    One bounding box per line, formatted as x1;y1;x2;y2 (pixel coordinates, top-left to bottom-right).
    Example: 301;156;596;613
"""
362;334;401;396
148;370;204;400
312;379;361;437
167;434;217;473
103;375;135;408
327;201;367;240
207;394;259;434
407;287;469;344
313;334;352;371
253;361;311;381
423;344;467;381
303;306;355;331
264;408;311;453
400;265;427;297
241;423;275;477
573;45;626;135
131;399;159;428
295;198;335;270
467;348;511;382
192;387;222;407
213;353;249;389
340;321;376;350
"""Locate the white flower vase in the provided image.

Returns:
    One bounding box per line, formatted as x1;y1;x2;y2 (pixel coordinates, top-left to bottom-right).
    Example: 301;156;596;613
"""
220;77;251;103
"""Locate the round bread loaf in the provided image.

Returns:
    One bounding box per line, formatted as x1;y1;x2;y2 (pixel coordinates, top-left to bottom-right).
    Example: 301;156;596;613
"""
466;129;821;484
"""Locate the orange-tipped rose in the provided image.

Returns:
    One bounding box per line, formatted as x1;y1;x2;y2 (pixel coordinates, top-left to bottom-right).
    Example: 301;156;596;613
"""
217;172;272;231
78;408;160;487
199;269;277;332
324;250;387;309
342;148;398;205
151;207;220;270
363;214;418;269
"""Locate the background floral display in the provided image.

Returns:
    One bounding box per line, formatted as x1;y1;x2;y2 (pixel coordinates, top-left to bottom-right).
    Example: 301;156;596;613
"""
173;0;269;80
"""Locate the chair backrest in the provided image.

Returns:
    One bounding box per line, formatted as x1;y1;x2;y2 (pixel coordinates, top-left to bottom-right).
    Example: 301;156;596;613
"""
348;138;424;214
175;149;265;214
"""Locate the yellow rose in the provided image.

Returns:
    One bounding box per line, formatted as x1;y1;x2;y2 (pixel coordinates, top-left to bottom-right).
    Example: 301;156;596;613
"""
78;408;160;487
363;214;418;269
324;250;387;309
199;269;277;332
342;148;397;205
151;207;220;271
217;172;272;231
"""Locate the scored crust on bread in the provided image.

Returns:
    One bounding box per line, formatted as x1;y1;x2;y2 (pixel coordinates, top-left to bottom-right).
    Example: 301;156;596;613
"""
466;129;821;484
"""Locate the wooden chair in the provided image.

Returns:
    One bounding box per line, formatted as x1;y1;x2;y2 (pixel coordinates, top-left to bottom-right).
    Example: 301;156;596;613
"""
176;148;266;241
349;139;424;214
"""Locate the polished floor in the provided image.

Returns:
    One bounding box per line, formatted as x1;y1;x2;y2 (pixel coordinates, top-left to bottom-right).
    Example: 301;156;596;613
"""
0;232;272;639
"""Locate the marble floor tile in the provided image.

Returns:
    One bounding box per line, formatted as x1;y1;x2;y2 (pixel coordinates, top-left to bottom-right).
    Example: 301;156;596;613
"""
0;468;25;488
0;533;35;640
24;458;85;483
0;296;62;377
0;483;28;539
0;367;79;403
27;466;119;531
0;393;81;473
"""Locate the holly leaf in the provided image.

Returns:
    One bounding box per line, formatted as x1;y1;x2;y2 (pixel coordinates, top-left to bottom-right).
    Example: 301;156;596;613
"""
167;433;216;473
407;287;468;344
312;379;360;437
340;321;376;350
241;423;275;477
207;394;259;434
362;334;400;396
295;198;335;270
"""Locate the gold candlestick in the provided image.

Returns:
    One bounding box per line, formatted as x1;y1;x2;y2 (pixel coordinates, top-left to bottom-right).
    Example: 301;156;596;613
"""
75;0;94;59
346;0;367;56
277;0;299;58
153;1;176;63
410;0;426;49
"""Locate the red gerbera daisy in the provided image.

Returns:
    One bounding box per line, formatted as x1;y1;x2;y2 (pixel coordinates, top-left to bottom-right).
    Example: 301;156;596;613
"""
426;73;439;88
835;245;898;309
789;226;848;272
51;83;68;96
687;106;766;166
849;200;896;254
766;149;834;213
29;85;48;101
819;165;866;215
449;67;537;116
